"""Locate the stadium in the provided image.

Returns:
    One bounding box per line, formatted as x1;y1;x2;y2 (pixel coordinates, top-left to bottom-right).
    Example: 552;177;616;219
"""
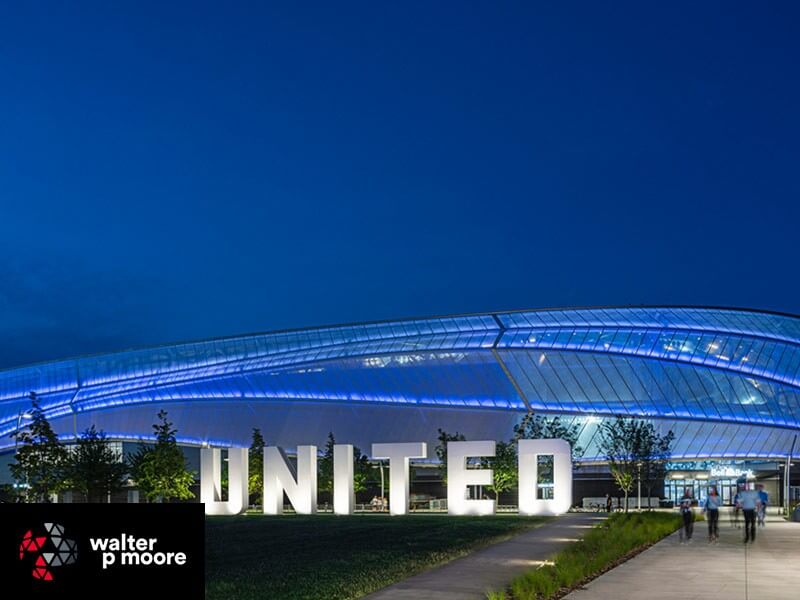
1;306;799;506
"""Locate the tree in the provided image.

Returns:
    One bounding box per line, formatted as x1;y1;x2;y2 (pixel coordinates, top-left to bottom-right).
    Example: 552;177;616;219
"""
249;428;266;505
66;425;128;502
513;413;584;461
352;445;370;494
318;433;372;496
638;425;675;507
10;392;69;502
435;428;465;484
598;417;673;512
484;440;518;499
598;417;640;512
128;410;195;502
610;467;634;510
318;432;336;494
0;483;14;503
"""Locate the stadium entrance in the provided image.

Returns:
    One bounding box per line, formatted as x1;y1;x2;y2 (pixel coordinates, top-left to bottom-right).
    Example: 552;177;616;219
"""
664;461;781;506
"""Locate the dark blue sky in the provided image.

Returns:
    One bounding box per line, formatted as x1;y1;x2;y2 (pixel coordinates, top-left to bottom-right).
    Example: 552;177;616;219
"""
1;2;798;368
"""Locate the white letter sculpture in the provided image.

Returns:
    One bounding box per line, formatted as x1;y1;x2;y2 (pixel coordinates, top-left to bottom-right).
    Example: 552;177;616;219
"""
264;445;318;515
447;440;496;516
201;447;249;516
333;444;355;515
371;442;427;515
518;438;572;516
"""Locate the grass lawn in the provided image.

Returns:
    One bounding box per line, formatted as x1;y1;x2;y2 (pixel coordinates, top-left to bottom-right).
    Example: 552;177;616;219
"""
206;513;547;600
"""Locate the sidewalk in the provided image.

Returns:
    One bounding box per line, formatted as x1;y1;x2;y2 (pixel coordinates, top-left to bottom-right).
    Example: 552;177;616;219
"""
565;512;800;600
363;512;605;600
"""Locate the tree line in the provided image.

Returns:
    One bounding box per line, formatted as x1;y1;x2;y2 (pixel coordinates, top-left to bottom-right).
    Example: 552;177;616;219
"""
434;414;674;512
6;393;375;505
8;392;195;503
7;392;673;510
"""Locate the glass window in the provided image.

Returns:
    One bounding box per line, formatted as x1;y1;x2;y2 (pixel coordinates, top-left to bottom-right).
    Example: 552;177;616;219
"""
570;329;589;346
640;330;662;356
582;329;601;349
758;343;785;379
713;336;739;367
597;330;617;352
623;330;645;354
610;330;632;353
776;347;799;383
554;329;573;348
681;333;703;361
537;455;555;500
665;332;688;359
539;330;557;348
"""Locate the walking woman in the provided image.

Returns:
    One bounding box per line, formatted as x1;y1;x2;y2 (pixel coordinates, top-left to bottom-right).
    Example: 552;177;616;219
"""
703;486;721;542
679;487;694;543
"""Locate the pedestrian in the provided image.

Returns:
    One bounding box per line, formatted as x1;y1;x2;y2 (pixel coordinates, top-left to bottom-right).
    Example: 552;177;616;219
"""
738;484;761;543
731;487;742;528
679;487;694;543
605;493;613;513
756;484;768;527
703;486;721;542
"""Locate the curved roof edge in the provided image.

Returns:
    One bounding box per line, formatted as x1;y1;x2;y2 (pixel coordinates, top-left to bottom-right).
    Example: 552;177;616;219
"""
2;304;800;373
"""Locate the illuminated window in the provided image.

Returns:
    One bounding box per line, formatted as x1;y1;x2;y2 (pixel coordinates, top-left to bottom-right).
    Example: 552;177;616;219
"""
537;455;554;500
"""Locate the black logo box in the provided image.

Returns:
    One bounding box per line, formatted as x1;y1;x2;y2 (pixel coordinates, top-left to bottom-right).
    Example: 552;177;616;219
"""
1;503;204;598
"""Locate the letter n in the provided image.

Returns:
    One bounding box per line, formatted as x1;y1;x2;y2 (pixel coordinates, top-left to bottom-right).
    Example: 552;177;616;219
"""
263;446;317;515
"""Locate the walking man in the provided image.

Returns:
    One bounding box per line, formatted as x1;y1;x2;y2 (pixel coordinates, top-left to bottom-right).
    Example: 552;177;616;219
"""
679;487;694;543
756;484;768;527
738;483;761;543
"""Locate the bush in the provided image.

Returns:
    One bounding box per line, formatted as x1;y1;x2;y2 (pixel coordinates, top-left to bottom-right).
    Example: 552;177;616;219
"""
493;512;681;600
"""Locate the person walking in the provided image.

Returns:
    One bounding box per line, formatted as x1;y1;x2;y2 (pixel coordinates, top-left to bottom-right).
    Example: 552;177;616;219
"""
757;484;769;527
731;486;742;528
738;484;761;543
679;487;694;543
605;493;613;513
703;486;722;542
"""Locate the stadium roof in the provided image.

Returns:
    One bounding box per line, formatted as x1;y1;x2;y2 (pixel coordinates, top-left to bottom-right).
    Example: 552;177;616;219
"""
2;306;800;460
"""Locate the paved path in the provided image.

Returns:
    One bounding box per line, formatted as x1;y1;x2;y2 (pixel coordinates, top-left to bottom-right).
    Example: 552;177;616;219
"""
565;512;800;600
364;512;606;600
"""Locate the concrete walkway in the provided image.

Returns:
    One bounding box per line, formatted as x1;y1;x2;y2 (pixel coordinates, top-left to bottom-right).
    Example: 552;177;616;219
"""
565;512;800;600
364;512;606;600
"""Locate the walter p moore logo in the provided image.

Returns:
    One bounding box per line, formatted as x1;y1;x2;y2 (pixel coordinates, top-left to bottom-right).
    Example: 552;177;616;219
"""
3;504;203;598
18;522;78;581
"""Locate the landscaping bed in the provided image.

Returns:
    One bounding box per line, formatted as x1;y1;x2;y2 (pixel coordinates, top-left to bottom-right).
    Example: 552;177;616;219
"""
488;511;683;600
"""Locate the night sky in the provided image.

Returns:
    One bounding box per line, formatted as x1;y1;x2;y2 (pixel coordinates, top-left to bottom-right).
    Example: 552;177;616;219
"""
1;2;798;368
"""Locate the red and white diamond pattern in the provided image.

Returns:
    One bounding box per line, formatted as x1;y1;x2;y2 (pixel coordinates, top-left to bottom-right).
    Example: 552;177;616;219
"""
19;523;78;581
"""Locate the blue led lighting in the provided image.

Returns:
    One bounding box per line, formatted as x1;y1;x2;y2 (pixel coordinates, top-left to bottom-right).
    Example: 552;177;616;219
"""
1;307;799;459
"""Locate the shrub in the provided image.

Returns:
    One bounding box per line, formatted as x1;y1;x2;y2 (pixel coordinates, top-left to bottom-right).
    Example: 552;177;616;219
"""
496;512;681;600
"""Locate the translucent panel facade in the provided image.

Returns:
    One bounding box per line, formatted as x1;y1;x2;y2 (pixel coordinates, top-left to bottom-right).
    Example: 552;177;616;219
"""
0;306;798;461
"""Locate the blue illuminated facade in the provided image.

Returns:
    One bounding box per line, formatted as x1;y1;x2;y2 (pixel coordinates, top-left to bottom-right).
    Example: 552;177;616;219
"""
1;306;799;462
